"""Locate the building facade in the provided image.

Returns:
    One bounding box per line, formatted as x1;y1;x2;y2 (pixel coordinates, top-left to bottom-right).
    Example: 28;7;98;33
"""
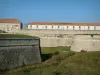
27;22;100;30
0;18;21;32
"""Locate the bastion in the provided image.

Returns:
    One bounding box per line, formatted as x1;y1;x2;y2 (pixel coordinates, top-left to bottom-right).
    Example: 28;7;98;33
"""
0;38;41;70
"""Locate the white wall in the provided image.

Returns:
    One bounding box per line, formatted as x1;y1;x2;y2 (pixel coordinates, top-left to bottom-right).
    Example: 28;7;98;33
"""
38;25;44;29
68;26;73;30
11;24;20;30
80;26;85;30
84;26;88;30
63;26;67;30
27;24;100;31
59;26;62;30
42;25;46;29
32;25;37;29
61;26;66;30
95;26;100;30
89;26;94;30
0;23;20;32
46;25;53;29
74;26;79;30
53;25;58;29
28;25;45;29
28;25;31;29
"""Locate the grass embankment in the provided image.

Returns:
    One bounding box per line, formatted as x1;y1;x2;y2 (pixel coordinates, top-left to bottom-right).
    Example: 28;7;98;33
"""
41;46;71;54
1;51;100;75
41;47;71;61
0;34;38;38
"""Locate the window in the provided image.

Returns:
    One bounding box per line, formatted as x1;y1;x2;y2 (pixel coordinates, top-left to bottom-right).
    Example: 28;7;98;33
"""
88;26;89;30
73;26;74;30
52;25;53;28
30;25;32;28
94;26;96;30
89;26;94;30
79;26;81;30
58;26;59;28
67;26;68;28
36;25;38;28
45;25;47;29
15;25;18;27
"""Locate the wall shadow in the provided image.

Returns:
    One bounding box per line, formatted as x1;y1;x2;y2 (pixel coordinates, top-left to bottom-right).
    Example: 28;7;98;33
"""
38;39;53;62
41;53;53;62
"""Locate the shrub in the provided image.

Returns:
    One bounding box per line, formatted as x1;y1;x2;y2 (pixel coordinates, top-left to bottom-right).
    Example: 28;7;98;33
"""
81;50;87;52
67;51;75;56
90;34;94;37
22;67;30;75
54;51;59;55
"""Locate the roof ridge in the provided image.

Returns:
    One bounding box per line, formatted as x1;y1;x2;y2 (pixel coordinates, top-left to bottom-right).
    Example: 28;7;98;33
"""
0;18;20;23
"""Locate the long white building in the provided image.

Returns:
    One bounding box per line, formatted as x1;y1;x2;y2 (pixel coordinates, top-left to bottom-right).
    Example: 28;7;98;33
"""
0;18;21;32
27;22;100;30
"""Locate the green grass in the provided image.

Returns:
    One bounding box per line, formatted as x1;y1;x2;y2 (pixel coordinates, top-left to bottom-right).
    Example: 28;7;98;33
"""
41;46;71;54
0;34;38;38
1;51;100;75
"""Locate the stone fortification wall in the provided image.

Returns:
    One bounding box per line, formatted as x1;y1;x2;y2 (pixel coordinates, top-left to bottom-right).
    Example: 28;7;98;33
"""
0;38;41;70
1;29;100;38
40;35;100;52
40;37;73;47
9;29;100;37
71;35;100;52
1;29;100;52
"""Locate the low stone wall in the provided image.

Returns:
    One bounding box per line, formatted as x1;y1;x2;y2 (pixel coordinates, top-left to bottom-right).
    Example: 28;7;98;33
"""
15;30;100;36
40;35;100;52
5;29;100;37
0;38;41;70
40;37;73;47
71;35;100;52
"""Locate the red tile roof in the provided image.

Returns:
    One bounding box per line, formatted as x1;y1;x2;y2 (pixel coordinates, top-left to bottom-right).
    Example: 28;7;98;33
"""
28;22;100;26
28;22;57;25
0;18;21;24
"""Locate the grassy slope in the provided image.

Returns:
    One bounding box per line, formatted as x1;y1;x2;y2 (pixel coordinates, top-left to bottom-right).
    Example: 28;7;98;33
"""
41;47;71;54
1;51;100;75
0;34;38;38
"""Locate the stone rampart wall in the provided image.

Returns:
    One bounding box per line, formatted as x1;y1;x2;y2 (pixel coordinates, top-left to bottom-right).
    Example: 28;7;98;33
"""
0;38;41;70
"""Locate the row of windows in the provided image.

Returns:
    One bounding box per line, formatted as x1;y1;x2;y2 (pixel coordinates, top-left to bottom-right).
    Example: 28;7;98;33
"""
29;25;76;28
0;25;20;31
28;25;95;28
28;25;99;30
36;26;90;28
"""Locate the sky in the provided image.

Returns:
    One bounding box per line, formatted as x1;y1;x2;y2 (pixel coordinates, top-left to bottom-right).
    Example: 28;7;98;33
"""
0;0;100;24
